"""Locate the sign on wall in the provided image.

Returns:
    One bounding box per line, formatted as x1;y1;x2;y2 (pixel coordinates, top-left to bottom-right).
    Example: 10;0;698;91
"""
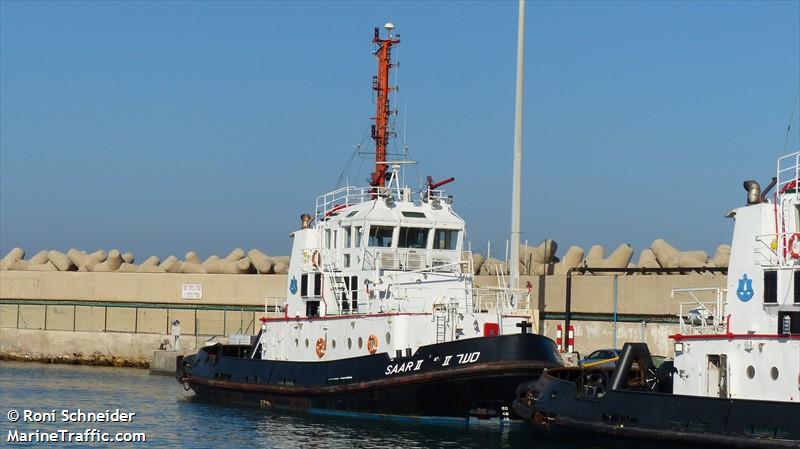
181;283;203;300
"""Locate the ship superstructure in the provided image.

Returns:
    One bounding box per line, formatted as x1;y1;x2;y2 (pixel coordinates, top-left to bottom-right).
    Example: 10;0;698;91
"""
671;152;800;402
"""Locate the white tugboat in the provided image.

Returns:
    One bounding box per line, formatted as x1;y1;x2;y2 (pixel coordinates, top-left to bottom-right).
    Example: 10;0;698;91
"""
513;152;800;447
178;24;561;423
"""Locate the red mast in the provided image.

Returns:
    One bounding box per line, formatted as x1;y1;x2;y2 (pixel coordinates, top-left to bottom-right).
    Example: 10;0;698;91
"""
370;24;400;188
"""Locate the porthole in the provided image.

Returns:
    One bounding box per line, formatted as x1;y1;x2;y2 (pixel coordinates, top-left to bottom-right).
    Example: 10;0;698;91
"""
770;367;779;380
332;339;337;349
305;339;309;348
358;337;363;349
746;365;755;379
294;338;299;347
347;338;352;349
386;332;392;344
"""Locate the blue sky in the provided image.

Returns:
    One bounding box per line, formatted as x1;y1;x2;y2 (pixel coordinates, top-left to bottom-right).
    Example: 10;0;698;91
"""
1;1;799;261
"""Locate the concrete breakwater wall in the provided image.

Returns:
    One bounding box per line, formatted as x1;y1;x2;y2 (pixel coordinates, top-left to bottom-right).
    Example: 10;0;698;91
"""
0;270;726;365
0;247;291;275
2;238;729;278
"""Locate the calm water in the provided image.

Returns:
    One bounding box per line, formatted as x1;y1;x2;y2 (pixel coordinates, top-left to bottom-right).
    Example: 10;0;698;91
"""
0;361;681;449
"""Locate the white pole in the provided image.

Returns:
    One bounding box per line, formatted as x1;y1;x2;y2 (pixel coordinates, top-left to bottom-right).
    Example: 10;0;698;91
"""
509;0;526;289
505;239;509;266
488;240;492;260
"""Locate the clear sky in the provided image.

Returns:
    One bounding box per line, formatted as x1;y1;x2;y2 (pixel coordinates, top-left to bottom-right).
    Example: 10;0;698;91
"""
1;1;799;262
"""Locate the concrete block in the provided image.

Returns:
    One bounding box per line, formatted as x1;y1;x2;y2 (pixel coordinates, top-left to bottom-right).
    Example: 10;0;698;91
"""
637;248;660;269
45;305;75;331
141;256;160;267
185;251;202;264
93;249;123;272
74;306;106;332
651;239;681;268
26;261;58;271
554;246;584;275
225;248;245;262
48;250;76;271
150;350;187;375
180;262;206;274
122;252;135;264
713;244;731;267
195;310;224;336
160;256;182;273
585;245;605;262
18;305;45;329
248;249;274;274
139;264;167;274
2;247;25;264
106;307;136;332
136;308;168;334
0;304;18;328
28;250;49;264
118;263;141;273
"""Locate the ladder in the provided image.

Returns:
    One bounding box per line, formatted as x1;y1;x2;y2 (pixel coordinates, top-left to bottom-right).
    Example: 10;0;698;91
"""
434;302;448;343
326;269;350;314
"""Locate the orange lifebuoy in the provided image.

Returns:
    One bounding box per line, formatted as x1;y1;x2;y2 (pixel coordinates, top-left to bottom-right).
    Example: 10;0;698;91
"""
789;233;800;259
315;337;326;358
311;250;321;268
367;334;378;355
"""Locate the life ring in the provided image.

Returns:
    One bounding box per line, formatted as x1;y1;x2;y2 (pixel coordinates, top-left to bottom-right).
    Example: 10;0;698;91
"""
789;233;800;259
311;250;321;268
315;337;326;358
367;334;379;355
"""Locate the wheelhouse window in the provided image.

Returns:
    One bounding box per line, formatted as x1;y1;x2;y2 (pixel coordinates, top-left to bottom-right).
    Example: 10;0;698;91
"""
325;229;331;249
398;227;428;249
433;229;459;250
344;226;352;248
354;227;363;248
368;226;394;247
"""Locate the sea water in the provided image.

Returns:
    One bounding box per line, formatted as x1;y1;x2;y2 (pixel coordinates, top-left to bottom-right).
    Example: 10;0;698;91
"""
0;361;679;449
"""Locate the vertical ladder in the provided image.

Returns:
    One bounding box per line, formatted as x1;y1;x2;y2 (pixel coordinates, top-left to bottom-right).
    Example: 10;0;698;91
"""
434;304;447;343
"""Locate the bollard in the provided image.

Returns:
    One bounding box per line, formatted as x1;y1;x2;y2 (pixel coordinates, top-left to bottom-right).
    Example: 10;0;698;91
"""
171;320;181;351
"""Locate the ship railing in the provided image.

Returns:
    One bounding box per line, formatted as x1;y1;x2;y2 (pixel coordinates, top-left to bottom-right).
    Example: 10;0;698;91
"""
777;151;800;201
673;287;726;334
315;184;451;218
263;296;287;317
472;287;531;316
755;232;800;268
365;248;465;274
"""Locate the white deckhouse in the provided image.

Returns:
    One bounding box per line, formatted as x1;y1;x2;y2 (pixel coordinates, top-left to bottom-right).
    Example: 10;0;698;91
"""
672;151;800;402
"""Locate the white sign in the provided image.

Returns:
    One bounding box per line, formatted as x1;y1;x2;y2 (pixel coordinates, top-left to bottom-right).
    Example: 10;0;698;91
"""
181;283;203;300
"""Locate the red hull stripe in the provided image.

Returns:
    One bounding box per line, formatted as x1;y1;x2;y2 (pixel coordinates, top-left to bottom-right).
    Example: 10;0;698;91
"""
670;333;800;341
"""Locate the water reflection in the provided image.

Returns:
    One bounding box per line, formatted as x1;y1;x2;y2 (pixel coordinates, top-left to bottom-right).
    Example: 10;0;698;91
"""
1;361;679;449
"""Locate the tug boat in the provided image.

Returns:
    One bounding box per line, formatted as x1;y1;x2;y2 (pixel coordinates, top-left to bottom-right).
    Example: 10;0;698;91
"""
177;24;562;423
513;152;800;447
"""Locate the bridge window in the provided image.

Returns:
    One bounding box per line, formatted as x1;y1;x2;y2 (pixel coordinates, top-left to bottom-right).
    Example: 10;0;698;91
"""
354;227;362;248
764;271;777;304
325;229;332;249
794;271;799;303
344;227;352;248
402;211;426;218
398;227;428;248
433;229;459;250
368;226;394;247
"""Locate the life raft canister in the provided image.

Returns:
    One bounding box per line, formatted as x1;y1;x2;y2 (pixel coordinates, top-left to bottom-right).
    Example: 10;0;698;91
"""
315;337;326;358
367;334;379;355
789;233;800;259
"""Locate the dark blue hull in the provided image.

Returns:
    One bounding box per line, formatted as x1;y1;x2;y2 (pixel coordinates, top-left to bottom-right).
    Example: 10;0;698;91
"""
513;354;800;448
179;333;561;422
